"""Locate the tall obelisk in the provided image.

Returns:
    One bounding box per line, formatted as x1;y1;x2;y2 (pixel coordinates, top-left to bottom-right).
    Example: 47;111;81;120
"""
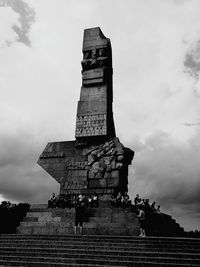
75;27;115;140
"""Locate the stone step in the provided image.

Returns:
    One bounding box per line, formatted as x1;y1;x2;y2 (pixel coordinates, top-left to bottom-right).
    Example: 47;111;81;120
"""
0;235;199;266
0;247;200;260
0;254;199;266
0;260;199;267
1;234;200;244
17;226;139;236
0;238;200;248
0;260;115;267
0;243;199;253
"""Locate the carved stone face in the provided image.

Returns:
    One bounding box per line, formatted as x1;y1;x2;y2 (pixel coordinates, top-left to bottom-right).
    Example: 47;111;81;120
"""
99;49;106;57
84;51;91;59
91;50;97;59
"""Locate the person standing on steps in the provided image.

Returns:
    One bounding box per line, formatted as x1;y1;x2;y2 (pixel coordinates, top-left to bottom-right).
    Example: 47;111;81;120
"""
74;194;85;235
137;207;147;237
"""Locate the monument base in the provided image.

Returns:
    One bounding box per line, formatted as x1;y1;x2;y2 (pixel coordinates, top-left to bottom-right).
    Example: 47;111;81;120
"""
38;137;134;201
17;203;140;236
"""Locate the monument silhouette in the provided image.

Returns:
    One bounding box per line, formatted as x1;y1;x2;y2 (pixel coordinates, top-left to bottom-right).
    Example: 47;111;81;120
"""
2;27;199;267
17;27;184;237
38;27;134;202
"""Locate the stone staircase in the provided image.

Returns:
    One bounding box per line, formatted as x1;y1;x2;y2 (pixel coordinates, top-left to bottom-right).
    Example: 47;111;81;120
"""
0;234;199;266
17;204;140;236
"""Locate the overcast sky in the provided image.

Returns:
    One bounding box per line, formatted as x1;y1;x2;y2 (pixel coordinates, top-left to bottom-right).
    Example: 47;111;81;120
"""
0;0;200;231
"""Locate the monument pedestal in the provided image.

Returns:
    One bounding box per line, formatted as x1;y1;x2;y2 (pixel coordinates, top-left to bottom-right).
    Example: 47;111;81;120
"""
38;137;134;201
17;203;140;236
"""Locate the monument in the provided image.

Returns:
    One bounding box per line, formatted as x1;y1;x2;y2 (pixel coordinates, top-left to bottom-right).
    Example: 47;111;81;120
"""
38;27;134;201
17;27;184;237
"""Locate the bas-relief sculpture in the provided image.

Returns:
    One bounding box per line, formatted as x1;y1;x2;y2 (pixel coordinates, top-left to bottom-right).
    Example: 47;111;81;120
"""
38;27;134;201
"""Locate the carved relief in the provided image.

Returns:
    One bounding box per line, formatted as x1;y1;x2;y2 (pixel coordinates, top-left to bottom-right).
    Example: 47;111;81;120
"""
86;139;134;192
75;114;107;137
39;151;65;159
81;48;108;71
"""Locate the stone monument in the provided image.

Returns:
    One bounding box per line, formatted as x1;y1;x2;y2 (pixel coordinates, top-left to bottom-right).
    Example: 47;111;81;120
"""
38;27;134;202
17;28;184;237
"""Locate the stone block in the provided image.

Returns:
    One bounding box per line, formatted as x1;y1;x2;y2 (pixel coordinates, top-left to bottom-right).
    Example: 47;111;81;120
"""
88;179;100;188
82;68;103;80
106;177;119;187
48;227;58;235
80;86;106;101
111;170;120;178
17;226;32;235
23;217;38;222
52;217;61;222
32;227;49;235
77;100;107;116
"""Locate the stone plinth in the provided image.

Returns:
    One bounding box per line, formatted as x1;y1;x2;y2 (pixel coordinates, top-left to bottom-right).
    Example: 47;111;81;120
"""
17;203;140;236
38;137;134;200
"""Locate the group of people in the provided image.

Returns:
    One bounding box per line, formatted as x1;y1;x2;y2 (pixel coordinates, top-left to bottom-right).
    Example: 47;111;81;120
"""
134;194;161;237
48;193;99;209
48;192;161;237
48;193;72;208
110;191;131;208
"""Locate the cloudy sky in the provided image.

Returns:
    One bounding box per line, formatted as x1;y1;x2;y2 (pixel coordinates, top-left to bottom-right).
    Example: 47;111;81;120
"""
0;0;200;231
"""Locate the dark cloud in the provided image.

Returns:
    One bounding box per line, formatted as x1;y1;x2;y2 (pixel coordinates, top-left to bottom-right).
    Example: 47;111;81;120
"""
0;132;59;203
183;122;200;127
129;130;200;230
184;40;200;81
0;0;35;46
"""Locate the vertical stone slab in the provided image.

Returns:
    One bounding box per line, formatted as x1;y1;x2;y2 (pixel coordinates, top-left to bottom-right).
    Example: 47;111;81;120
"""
75;27;115;139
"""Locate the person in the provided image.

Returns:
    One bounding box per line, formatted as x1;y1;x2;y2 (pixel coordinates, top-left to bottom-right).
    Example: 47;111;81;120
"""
134;194;140;206
122;191;131;208
92;193;99;207
74;195;85;235
116;192;122;207
137;207;146;237
151;201;156;213
48;193;57;208
87;195;93;207
156;205;161;214
136;198;145;211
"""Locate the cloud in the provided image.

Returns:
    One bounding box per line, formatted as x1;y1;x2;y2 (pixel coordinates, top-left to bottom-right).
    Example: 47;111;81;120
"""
0;131;59;203
184;40;200;80
0;0;35;46
183;122;200;127
128;129;200;230
0;4;19;48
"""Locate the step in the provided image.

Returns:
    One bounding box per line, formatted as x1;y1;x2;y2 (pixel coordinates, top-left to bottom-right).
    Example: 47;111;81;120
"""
0;259;198;267
0;235;199;267
0;247;200;260
1;234;200;244
0;255;199;266
0;238;199;250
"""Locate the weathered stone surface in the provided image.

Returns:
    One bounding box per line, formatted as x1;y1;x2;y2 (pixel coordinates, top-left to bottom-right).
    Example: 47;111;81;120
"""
38;27;134;201
17;206;140;236
38;137;134;199
76;27;115;138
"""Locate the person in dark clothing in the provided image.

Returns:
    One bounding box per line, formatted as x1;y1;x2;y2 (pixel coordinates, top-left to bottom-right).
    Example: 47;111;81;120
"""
116;192;122;207
74;195;85;235
134;194;140;206
92;193;99;207
48;193;57;208
137;207;146;237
